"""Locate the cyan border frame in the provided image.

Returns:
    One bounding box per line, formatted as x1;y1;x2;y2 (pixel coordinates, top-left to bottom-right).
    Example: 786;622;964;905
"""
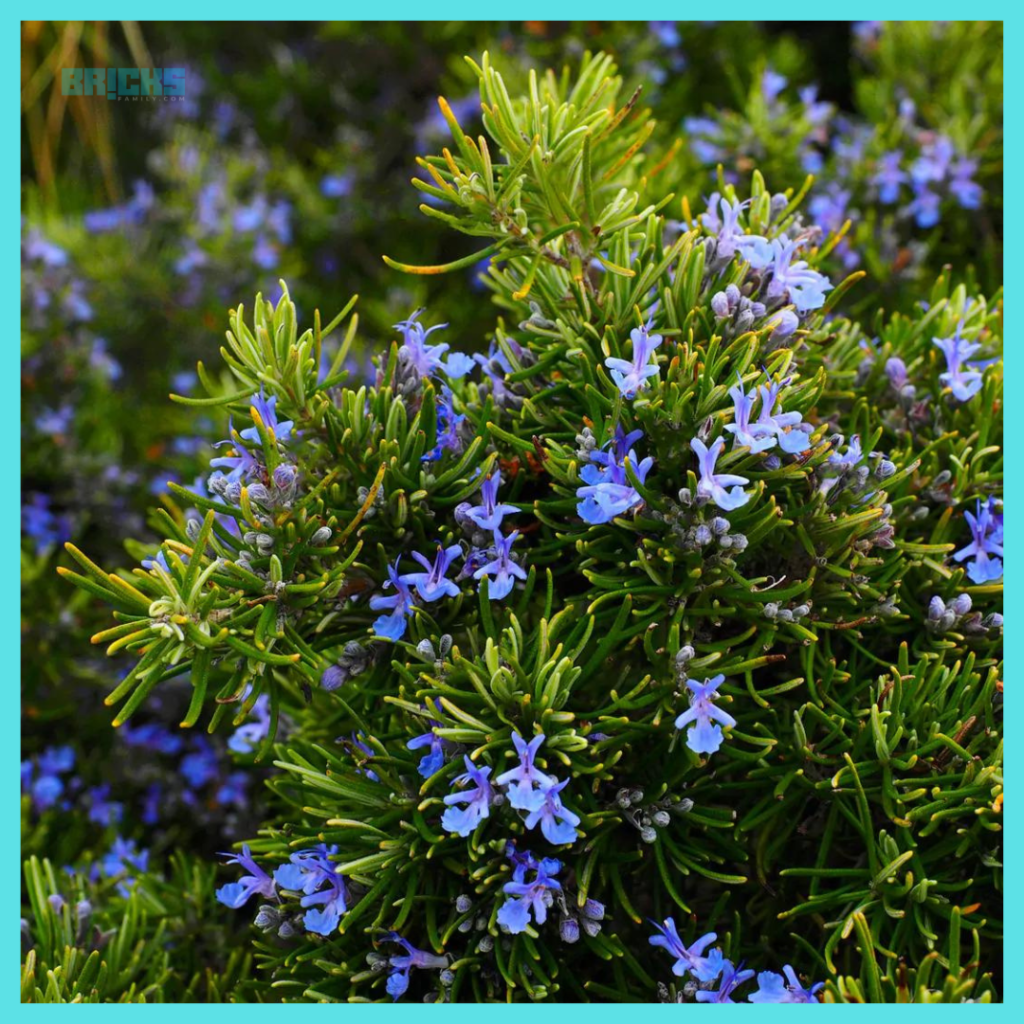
10;8;1012;1013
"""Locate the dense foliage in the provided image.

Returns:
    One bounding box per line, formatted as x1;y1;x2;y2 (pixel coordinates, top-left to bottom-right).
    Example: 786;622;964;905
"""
22;22;1002;1003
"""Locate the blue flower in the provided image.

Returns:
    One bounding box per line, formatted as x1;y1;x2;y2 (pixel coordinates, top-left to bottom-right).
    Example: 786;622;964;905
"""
953;498;1003;584
210;423;262;482
227;693;272;754
321;173;354;198
407;700;450;778
826;433;863;472
748;966;824;1003
350;733;380;782
181;738;220;789
691;436;751;511
497;856;562;934
577;433;654;524
949;157;983;209
874;151;908;204
934;322;985;401
383;932;449;1001
21;494;72;553
724;376;776;454
216;844;277;908
697;957;756;1003
473;530;528;600
118;722;183;755
421;385;465;462
523;776;581;845
649;918;720;981
761;68;788;104
649;21;681;47
394;309;472;380
907;184;941;228
215;771;249;808
495;731;555;809
400;544;463;602
675;674;737;754
370;559;418;640
274;845;348;936
240;388;293;444
98;837;151;897
605;321;663;399
85;784;124;826
464;470;519;531
441;755;494;836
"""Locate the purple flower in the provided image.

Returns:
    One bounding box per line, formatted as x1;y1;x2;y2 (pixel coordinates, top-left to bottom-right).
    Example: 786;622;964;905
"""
394;309;472;380
23;229;67;267
934;322;984;401
685;118;726;164
464;470;519;531
441;755;494;836
495;732;555;809
691;436;751;511
421;385;465;462
497;857;562;934
216;843;277;908
874;151;908;204
885;356;909;390
649;918;720;981
748;965;824;1003
371;559;418;640
697;957;756;1002
383;933;449;1000
675;674;737;754
701;194;753;261
755;380;812;454
762;235;833;312
522;776;581;845
473;530;528;600
400;544;462;602
605;321;663;399
724;376;777;454
953;499;1003;584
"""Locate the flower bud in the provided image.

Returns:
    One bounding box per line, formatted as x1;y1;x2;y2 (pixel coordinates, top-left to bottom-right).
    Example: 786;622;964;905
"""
456;895;473;913
951;593;973;617
710;291;731;318
582;899;605;921
310;526;332;546
559;916;580;943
